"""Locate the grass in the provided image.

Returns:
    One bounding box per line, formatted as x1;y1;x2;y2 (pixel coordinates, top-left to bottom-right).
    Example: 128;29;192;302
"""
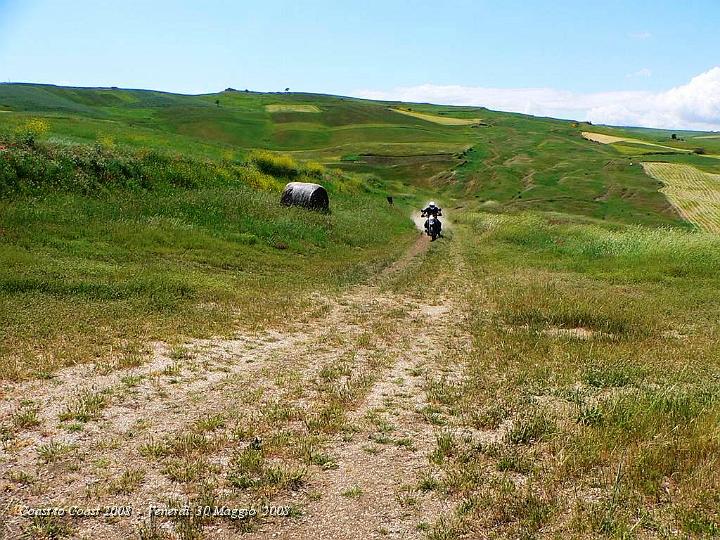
0;136;415;380
4;82;720;226
227;446;306;492
3;83;720;537
107;467;146;494
58;388;111;422
27;515;74;539
420;212;720;537
11;405;40;429
341;485;363;498
505;412;556;445
37;440;74;463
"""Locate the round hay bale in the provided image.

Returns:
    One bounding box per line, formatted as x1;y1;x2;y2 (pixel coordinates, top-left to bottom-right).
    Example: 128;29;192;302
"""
280;182;329;211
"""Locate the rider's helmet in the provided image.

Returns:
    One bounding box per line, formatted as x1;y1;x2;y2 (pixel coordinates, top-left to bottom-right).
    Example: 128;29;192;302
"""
428;201;437;208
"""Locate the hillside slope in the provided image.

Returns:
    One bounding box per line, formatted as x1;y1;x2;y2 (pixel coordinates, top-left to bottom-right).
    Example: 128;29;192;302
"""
3;83;720;227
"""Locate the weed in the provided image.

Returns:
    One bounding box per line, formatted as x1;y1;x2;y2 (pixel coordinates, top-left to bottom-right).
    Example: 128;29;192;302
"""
121;374;145;387
12;406;40;429
194;414;225;432
27;514;73;538
417;471;440;492
394;437;415;450
304;403;345;434
137;514;173;540
431;432;457;464
419;405;447;426
108;467;146;494
59;388;111;422
496;447;535;474
506;413;556;445
163;362;182;377
162;458;209;484
37;440;73;463
7;469;36;485
341;485;363;498
139;438;167;459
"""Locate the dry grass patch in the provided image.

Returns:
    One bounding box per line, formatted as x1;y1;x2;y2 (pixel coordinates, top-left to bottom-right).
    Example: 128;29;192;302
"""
391;108;481;126
582;131;691;152
265;104;321;113
642;162;720;232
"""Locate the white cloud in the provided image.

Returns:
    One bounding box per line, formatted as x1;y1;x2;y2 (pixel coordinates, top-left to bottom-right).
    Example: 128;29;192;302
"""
629;31;652;40
352;67;720;131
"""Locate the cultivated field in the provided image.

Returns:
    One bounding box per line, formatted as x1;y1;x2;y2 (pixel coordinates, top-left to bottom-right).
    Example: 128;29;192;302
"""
265;104;321;113
642;162;720;232
391;108;481;125
582;131;692;153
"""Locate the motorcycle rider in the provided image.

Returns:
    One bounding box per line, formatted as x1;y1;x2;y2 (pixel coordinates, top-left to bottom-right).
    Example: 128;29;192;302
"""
421;201;442;236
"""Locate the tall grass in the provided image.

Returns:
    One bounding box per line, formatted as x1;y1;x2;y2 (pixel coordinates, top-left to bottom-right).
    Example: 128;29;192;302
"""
429;211;720;536
0;137;331;197
460;211;720;280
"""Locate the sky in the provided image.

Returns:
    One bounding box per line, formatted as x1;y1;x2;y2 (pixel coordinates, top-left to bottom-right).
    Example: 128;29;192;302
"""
1;0;719;129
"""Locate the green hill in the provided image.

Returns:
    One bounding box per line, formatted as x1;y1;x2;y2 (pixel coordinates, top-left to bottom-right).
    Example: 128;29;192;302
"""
3;83;720;227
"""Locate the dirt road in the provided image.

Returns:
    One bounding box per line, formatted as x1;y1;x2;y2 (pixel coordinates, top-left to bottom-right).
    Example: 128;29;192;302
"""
1;225;472;539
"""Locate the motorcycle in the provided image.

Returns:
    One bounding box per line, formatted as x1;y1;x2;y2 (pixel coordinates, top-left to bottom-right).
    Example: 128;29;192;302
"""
424;214;441;241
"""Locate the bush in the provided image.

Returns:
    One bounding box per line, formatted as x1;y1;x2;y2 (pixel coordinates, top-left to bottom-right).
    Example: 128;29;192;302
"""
303;161;326;179
247;150;300;178
0;138;259;196
13;118;49;147
246;151;326;180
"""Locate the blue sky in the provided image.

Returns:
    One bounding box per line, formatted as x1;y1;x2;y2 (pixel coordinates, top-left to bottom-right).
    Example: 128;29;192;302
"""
1;0;719;128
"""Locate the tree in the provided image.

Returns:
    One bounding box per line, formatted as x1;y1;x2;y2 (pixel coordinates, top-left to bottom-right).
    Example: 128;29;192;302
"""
285;87;290;92
215;99;220;107
671;133;677;140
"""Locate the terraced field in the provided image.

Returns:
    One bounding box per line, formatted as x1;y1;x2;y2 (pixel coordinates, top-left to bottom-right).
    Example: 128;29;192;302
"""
642;162;720;232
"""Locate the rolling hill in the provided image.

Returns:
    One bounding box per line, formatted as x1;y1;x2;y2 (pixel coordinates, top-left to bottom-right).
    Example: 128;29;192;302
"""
3;82;720;228
1;83;720;539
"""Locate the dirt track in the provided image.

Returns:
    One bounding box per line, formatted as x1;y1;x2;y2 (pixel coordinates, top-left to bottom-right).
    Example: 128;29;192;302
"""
1;222;472;540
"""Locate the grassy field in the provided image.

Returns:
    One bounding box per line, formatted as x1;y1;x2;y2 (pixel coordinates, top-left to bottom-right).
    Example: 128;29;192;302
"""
0;135;416;380
417;214;720;538
265;104;321;113
1;83;720;539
